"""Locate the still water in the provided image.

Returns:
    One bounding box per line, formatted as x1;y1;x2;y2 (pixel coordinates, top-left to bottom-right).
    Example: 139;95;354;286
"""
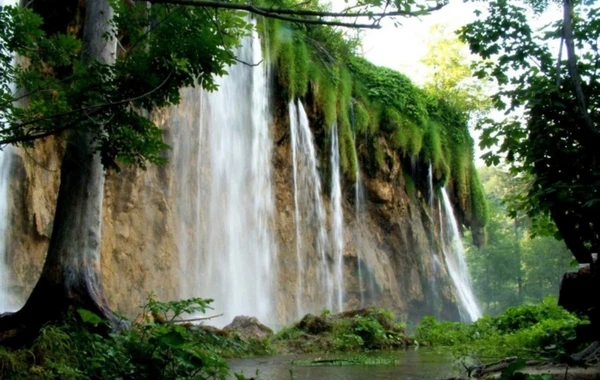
229;348;458;379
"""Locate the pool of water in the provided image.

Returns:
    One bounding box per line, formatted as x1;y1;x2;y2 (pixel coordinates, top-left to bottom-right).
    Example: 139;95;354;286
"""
229;348;458;379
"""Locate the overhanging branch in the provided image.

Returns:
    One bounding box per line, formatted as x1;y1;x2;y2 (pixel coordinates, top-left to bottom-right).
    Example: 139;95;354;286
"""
147;0;447;29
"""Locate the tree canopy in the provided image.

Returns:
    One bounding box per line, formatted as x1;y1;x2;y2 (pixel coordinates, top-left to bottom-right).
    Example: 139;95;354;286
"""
459;0;600;263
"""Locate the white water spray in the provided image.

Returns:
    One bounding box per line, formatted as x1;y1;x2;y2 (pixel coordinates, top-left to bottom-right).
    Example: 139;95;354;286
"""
330;123;344;312
289;100;332;316
354;167;366;308
0;0;18;313
439;188;481;322
177;30;276;326
0;148;12;313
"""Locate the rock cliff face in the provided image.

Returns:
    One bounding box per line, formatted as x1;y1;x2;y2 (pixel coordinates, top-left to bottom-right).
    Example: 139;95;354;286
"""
3;83;463;325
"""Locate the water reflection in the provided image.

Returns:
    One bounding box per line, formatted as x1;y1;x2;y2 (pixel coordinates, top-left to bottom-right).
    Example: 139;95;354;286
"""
229;348;457;380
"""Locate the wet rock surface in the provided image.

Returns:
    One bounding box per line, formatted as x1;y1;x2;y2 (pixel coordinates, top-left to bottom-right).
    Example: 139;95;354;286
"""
224;316;273;340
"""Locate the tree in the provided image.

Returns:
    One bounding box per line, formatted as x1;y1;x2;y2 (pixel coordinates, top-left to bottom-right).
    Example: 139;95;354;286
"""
0;0;447;342
458;0;600;264
420;23;491;116
464;166;572;315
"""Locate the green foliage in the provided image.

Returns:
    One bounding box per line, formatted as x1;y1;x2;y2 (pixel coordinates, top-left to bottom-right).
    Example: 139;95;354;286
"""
415;299;586;360
273;308;407;354
353;101;370;135
0;297;263;379
459;0;600;262
464;167;574;315
0;3;250;170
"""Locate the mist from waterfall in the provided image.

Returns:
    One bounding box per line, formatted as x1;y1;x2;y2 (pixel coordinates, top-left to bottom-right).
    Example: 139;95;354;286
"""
0;0;18;313
289;100;333;317
354;167;366;308
427;165;441;311
330;123;344;312
176;29;276;326
0;149;12;313
439;188;482;322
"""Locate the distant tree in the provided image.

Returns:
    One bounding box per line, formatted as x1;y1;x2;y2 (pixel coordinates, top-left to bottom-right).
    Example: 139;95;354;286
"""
420;23;491;116
465;166;572;315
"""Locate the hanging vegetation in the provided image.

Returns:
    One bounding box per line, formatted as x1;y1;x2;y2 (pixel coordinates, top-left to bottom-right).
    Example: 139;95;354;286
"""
259;16;487;231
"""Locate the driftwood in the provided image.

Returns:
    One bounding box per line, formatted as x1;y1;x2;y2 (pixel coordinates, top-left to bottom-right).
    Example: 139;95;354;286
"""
172;313;224;324
467;357;544;378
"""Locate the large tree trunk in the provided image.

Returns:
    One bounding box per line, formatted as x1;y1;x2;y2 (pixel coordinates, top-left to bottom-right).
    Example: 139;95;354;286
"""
0;0;118;344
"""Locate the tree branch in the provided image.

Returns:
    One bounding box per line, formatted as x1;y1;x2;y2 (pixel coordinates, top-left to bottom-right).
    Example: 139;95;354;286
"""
0;69;174;143
562;0;596;137
147;0;447;29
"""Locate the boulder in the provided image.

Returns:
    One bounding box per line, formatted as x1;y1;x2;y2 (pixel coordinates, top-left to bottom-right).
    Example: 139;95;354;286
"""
296;314;332;335
224;316;273;340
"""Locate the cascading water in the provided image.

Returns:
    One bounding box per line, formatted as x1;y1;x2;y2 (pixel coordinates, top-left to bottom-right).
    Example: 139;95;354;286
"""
427;165;441;310
354;167;366;308
0;148;12;313
289;100;332;316
0;0;18;313
330;123;344;312
439;188;482;322
177;28;276;326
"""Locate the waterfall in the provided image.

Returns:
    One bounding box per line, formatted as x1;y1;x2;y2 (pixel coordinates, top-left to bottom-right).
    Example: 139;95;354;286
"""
439;188;482;322
0;0;18;313
177;29;276;326
0;148;12;313
330;123;344;312
354;167;366;308
427;165;443;317
289;100;332;316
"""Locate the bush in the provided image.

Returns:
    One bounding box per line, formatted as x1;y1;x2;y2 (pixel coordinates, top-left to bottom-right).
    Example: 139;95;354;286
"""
0;297;256;379
414;299;587;360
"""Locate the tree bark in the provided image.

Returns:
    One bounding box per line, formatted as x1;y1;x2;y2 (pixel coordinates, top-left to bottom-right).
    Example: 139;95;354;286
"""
0;0;119;344
563;0;596;142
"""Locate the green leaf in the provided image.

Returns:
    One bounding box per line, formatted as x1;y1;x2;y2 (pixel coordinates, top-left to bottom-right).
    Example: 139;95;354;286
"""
77;309;105;327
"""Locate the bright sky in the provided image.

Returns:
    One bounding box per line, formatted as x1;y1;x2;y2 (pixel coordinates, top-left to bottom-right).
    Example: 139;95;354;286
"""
361;0;484;84
355;0;562;164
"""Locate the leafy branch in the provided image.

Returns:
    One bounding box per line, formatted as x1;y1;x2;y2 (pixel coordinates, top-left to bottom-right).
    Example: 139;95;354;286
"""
147;0;448;29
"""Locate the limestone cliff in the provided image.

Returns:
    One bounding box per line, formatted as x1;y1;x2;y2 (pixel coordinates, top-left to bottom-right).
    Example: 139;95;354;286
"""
4;83;463;325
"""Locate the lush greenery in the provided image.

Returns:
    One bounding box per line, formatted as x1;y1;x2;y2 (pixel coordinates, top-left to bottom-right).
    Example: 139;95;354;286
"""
0;298;271;379
415;299;587;361
464;167;573;315
259;12;488;232
0;3;249;169
0;301;414;378
459;0;600;263
273;308;409;354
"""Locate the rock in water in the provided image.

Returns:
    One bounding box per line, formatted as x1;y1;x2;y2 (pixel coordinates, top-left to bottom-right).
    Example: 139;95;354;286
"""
224;316;273;340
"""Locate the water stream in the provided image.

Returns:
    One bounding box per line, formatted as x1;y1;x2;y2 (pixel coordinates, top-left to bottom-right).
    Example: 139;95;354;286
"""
289;100;333;316
0;148;12;313
439;188;482;322
427;165;441;314
0;0;18;313
330;123;344;313
176;30;276;326
354;167;366;308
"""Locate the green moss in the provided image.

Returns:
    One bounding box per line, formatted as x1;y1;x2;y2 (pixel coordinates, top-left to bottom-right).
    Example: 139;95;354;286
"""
339;123;358;182
422;121;441;164
261;18;481;231
294;37;310;97
274;30;310;99
353;101;370;134
372;138;387;174
469;166;489;228
274;308;408;354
